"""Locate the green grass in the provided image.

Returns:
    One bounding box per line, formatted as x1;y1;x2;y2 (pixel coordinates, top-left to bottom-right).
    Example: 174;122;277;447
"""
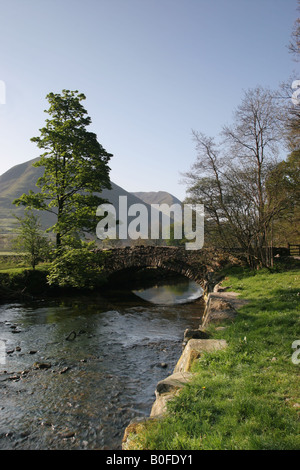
0;253;28;270
0;263;50;274
0;261;52;299
133;263;300;450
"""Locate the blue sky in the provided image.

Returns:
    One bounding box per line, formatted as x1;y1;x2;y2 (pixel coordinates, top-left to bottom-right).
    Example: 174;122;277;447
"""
0;0;298;201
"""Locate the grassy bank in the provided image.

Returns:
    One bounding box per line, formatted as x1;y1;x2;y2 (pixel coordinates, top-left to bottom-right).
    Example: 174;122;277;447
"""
0;247;108;300
131;262;300;450
0;253;28;270
0;264;52;301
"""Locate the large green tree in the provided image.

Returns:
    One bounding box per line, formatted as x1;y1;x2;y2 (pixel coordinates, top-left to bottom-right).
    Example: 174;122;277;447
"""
13;90;113;248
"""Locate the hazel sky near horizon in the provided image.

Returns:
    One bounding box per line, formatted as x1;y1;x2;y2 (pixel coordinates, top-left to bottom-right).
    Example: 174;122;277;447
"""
0;0;299;201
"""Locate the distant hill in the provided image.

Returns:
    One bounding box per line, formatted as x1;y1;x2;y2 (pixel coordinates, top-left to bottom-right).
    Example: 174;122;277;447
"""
131;191;182;207
0;158;179;247
0;158;52;233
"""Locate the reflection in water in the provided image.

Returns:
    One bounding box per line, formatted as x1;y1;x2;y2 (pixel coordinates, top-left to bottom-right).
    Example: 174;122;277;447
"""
133;279;203;305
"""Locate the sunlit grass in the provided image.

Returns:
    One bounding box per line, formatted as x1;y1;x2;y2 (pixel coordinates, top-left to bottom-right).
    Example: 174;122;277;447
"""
133;263;300;450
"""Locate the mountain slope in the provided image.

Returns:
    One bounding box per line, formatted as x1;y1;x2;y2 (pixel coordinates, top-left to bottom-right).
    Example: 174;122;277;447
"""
0;158;50;232
131;191;182;206
0;159;166;241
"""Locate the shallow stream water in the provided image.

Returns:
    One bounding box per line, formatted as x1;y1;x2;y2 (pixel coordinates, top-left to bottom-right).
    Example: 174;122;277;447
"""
0;277;204;450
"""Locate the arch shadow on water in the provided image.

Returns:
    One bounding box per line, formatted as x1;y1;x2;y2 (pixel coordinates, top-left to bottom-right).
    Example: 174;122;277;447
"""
104;266;203;306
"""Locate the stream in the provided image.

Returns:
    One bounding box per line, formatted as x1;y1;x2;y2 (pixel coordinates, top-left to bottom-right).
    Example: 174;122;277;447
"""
0;276;204;450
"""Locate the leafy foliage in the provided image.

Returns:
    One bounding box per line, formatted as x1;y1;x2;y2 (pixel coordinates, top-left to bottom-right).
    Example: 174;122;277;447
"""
47;243;107;289
12;209;51;268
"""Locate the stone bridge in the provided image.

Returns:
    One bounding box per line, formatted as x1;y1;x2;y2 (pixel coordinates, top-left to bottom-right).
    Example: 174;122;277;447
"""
100;245;230;288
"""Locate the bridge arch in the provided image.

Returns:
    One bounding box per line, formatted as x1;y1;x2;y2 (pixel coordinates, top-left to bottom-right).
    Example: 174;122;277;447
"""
100;245;215;288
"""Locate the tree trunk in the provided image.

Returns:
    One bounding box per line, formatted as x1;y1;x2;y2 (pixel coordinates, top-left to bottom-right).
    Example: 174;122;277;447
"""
56;232;61;249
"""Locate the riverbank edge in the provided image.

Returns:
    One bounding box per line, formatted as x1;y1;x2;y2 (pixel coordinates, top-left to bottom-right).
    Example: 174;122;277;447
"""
121;276;241;450
0;266;109;304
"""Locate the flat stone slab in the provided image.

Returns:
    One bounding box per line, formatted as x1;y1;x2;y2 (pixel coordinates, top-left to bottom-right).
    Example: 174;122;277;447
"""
150;371;194;417
212;291;249;310
150;392;175;417
201;291;248;327
174;339;228;373
155;371;194;395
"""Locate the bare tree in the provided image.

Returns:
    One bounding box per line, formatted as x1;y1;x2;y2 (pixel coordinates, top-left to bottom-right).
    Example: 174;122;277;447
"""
289;0;300;60
222;87;284;266
184;87;284;268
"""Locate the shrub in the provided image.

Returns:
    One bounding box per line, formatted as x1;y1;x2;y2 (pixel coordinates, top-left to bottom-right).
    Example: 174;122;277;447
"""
47;244;107;289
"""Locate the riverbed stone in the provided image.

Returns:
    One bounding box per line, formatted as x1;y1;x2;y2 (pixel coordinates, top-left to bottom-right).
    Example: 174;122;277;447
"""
158;362;168;368
174;339;228;374
32;362;51;370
